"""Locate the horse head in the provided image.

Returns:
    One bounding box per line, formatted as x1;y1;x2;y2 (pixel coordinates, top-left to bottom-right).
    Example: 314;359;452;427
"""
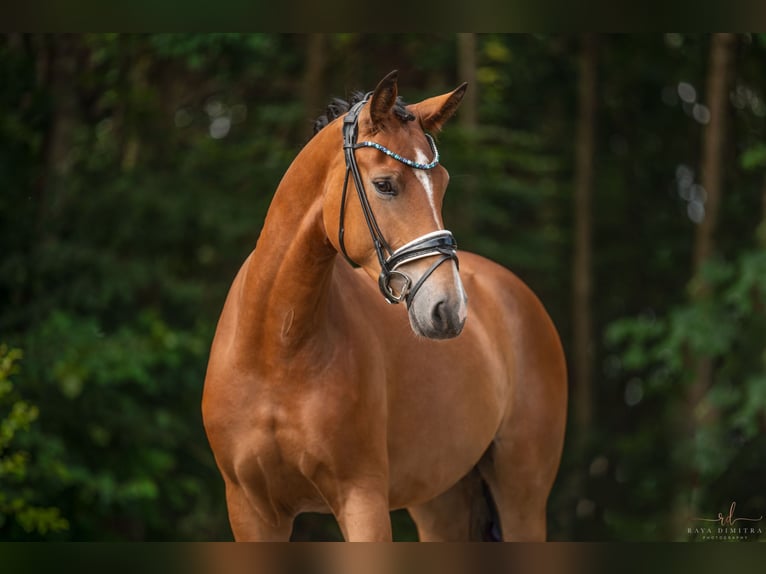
322;71;468;339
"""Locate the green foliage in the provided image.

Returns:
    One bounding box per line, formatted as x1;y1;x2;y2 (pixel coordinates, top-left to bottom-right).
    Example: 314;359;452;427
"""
1;33;765;542
604;251;766;539
148;34;279;75
16;310;227;540
740;143;766;170
0;33;288;540
0;345;69;535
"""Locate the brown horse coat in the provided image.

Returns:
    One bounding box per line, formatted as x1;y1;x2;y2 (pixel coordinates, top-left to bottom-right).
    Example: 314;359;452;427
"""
202;72;567;541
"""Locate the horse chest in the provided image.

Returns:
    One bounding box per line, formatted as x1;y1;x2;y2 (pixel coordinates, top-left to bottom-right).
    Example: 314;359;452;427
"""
259;376;494;513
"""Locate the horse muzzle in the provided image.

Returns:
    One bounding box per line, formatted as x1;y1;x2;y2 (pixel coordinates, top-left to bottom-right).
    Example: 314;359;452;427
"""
403;258;467;340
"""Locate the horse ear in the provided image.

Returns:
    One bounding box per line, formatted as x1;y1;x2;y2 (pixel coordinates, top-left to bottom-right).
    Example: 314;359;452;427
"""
411;83;468;133
369;70;399;128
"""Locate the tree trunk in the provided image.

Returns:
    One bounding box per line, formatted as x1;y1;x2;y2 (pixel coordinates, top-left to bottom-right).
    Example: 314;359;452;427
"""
688;33;736;428
572;34;598;444
302;34;327;140
121;47;150;172
673;32;736;538
692;33;736;275
456;33;479;233
456;33;478;131
39;34;78;232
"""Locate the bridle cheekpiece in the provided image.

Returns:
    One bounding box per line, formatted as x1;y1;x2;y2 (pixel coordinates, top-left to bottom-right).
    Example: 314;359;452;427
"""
338;95;459;306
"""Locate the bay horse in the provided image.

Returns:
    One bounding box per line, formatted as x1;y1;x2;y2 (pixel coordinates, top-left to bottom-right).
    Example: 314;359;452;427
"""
202;71;567;541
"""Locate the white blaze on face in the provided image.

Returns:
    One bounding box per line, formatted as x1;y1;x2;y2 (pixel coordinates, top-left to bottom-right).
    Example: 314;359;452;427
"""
413;147;441;228
410;144;467;328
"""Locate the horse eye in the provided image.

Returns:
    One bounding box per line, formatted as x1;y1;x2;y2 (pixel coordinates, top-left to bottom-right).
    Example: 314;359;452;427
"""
373;179;396;196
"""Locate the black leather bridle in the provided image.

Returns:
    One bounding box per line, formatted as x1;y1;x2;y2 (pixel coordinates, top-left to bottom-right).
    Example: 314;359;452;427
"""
338;95;459;306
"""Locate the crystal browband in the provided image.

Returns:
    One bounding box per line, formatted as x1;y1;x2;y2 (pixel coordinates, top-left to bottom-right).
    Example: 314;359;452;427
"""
354;133;440;170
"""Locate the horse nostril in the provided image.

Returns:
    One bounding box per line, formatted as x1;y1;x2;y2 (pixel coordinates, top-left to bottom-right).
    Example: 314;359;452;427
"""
432;301;447;328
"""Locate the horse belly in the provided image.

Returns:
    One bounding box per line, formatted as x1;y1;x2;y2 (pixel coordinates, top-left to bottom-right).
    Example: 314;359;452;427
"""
385;342;505;508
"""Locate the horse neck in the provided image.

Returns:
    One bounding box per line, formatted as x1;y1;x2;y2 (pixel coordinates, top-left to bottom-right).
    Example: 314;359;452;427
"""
236;131;339;360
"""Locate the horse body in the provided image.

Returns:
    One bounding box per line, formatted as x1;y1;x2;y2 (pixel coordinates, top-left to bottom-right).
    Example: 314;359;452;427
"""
202;72;567;541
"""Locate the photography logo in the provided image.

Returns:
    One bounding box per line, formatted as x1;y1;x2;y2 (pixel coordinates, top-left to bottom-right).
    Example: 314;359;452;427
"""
689;502;763;541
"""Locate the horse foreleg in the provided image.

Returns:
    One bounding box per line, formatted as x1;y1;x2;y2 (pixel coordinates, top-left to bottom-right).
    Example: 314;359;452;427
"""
407;467;494;541
332;484;392;542
225;482;294;541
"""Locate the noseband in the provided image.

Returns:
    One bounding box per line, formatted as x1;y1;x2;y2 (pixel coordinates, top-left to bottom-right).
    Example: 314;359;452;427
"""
339;96;459;306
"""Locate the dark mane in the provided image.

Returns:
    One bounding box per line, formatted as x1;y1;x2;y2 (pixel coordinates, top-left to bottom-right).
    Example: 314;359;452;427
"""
311;91;415;137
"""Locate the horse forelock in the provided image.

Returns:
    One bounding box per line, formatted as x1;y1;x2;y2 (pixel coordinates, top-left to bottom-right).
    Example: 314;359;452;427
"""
311;91;415;138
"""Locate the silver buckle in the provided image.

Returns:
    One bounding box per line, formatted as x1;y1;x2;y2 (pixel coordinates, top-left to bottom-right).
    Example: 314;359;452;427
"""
379;270;412;304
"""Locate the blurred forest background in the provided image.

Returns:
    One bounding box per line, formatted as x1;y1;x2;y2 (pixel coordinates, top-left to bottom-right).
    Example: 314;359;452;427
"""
1;33;765;541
